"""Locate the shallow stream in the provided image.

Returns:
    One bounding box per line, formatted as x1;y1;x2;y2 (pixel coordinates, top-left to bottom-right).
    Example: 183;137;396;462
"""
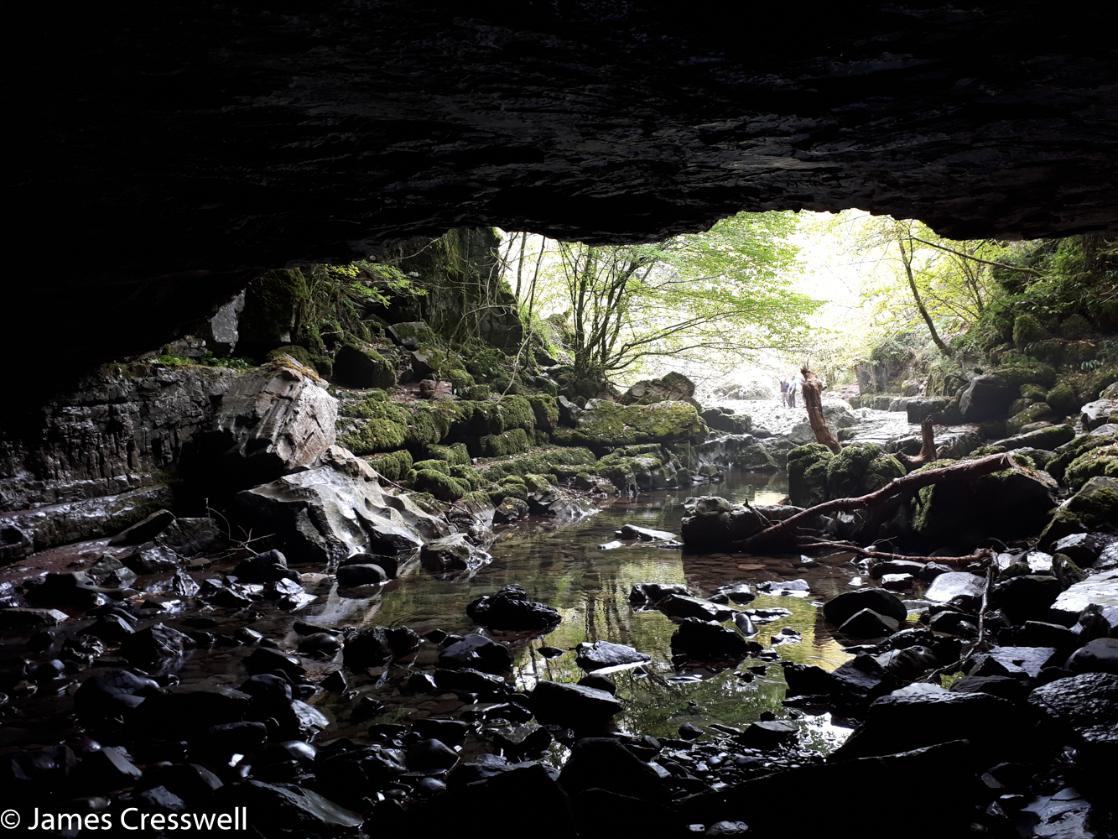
335;470;861;750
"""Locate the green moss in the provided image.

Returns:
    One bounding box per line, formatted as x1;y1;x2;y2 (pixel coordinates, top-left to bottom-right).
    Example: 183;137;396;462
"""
475;446;596;481
338;396;410;453
1046;382;1080;416
992;361;1057;389
1012;312;1048;348
1007;402;1052;434
445;368;475;392
449;464;484;489
365;450;413;482
523;473;554;494
411;468;471;501
824;443;905;499
1047;432;1118;482
488;475;529;503
412;458;450;474
423;442;472;466
1061;313;1093;339
787;443;835;507
528;394;560;432
464;385;492;400
1064;443;1118;491
476;427;531;457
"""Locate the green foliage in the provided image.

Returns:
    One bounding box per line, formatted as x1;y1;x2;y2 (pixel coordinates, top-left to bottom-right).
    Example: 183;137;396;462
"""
155;353;254;370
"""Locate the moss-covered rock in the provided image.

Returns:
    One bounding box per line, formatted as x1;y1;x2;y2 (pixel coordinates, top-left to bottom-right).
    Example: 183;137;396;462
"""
913;460;1058;545
412;458;450;474
266;345;333;376
1012;313;1048;348
992;361;1057;389
476;427;531;457
411;468;471;501
1063;443;1118;491
1007;402;1052;434
553;399;706;451
1040;475;1118;546
365;449;413;482
1046;428;1118;482
338;395;410;453
424;442;472;466
824;444;905;499
475;446;597;481
787;443;835;508
527;394;560;432
1046;381;1081;416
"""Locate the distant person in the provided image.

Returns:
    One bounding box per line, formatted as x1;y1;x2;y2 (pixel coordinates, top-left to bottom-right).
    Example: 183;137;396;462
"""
789;370;803;408
779;379;789;405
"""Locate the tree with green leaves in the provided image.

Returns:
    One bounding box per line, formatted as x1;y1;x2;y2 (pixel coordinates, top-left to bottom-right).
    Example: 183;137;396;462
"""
508;212;819;389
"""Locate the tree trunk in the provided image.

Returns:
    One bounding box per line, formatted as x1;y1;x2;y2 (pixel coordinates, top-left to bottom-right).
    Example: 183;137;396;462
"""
801;367;840;452
899;417;938;469
898;233;953;357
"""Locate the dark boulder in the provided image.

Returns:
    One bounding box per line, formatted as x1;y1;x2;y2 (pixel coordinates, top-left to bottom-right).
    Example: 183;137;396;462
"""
558;737;666;801
438;634;513;674
233;549;297;583
822;588;907;626
738;719;798;750
960;374;1016;422
466;585;561;632
343;626;421;669
1066;637;1118;675
335;563;389;587
838;608;899;638
835;683;1021;762
654;593;733;622
530;681;622;730
670;618;756;660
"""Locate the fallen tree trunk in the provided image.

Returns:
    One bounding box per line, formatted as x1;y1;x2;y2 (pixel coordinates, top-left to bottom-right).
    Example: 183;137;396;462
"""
801;367;840;453
796;538;992;566
738;451;1016;552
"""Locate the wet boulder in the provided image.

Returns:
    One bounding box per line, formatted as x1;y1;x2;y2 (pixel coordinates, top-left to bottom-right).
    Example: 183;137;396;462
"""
670;618;756;660
924;571;986;605
108;508;176;546
530;681;622;730
0;607;68;632
235;446;450;566
233;549;298;584
838;608;899;638
701;406;751;434
990;574;1063;623
558;737;665;802
343;625;421;669
466;585;561;632
420;533;490;575
121;623;195;669
1028;673;1118;770
438;634;513;674
335;562;389;587
787;443;834;507
1051;532;1118;568
574;641;650;672
230;781;362;833
1066;638;1118;675
960;374;1016;421
739;719;798;750
834;683;1021;762
74;668;162;722
822;588;908;626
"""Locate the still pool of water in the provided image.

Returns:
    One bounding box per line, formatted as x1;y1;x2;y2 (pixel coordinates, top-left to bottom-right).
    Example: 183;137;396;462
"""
327;470;858;750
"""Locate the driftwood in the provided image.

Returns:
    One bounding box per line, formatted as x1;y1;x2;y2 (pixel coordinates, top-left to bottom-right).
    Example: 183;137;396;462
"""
738;451;1016;552
795;538;992;566
899;417;938;470
801;367;840;453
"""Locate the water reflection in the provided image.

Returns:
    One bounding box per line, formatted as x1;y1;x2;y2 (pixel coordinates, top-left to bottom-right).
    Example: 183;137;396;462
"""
366;470;855;746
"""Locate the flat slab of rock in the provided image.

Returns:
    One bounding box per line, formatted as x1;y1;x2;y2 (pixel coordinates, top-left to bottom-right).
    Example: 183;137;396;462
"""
924;571;986;603
655;593;733;622
1051;568;1118;619
617;524;680;544
0;607;69;631
574;641;650;672
530;681;622;730
971;646;1058;680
